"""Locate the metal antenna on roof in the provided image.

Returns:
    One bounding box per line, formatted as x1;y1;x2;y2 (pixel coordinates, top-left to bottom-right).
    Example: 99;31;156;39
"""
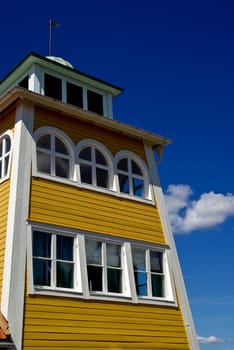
49;19;61;56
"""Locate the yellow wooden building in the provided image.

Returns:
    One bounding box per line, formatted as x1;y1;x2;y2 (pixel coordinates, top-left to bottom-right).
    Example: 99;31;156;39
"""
0;53;199;350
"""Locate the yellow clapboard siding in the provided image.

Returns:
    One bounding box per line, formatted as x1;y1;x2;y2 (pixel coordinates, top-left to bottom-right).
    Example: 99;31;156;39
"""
0;108;15;133
29;178;166;244
34;107;147;160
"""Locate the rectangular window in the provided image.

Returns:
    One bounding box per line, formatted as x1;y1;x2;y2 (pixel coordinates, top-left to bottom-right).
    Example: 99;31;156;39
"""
44;73;62;100
66;82;83;108
33;230;75;289
87;90;103;115
132;247;164;298
85;239;122;294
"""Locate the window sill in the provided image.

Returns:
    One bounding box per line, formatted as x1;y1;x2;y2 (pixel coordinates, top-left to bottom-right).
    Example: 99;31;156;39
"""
33;173;155;205
30;287;177;306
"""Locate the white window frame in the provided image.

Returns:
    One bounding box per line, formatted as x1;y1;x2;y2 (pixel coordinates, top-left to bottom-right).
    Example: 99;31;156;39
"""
76;139;115;192
115;150;152;201
27;223;176;305
0;130;13;183
33;126;75;184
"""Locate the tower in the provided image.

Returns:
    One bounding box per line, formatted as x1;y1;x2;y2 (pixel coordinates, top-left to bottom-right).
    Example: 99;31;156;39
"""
0;53;199;350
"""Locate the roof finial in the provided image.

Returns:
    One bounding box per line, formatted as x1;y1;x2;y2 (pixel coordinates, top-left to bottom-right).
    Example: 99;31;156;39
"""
49;19;61;56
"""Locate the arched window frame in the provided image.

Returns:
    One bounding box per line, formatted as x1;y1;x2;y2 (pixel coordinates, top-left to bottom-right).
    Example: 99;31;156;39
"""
76;139;115;192
114;150;151;201
33;126;75;182
0;130;13;183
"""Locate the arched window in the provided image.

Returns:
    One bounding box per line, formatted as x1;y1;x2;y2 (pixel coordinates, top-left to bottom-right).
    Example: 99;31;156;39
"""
77;140;113;189
0;132;12;181
35;128;74;179
115;152;149;199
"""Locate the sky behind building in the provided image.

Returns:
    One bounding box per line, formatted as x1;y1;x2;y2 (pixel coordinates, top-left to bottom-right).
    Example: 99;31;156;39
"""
1;0;234;348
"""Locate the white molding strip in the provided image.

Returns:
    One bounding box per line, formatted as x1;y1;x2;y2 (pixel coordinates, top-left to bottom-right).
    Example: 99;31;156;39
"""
144;144;199;350
1;103;34;350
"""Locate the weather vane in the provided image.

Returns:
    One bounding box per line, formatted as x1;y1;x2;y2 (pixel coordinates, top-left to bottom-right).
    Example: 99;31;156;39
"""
49;19;61;56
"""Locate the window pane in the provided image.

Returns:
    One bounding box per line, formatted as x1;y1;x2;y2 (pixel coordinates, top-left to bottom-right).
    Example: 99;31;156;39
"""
133;178;144;197
57;236;74;261
131;160;143;175
33;231;51;258
118;174;129;194
95;149;107;165
55;137;69;155
132;248;146;272
79;147;91;161
0;142;2;157
107;244;121;267
37;151;51;174
55;156;69;178
80;163;92;184
96;168;108;188
87;266;102;291
67;82;83;108
57;262;74;288
5;137;11;153
134;271;147;296
117;158;128;171
44;73;62;100
86;239;102;265
151;275;164;297
0;161;2;178
87;90;103;115
19;76;29;89
37;135;51;150
107;268;122;293
33;259;51;286
150;251;163;273
4;156;9;176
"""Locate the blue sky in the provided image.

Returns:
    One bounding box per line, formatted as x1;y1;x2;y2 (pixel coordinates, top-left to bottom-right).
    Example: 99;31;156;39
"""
1;0;234;348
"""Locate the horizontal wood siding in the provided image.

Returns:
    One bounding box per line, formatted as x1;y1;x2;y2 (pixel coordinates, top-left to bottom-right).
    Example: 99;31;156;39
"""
34;107;146;160
0;180;10;299
23;295;189;349
0;107;15;133
29;178;165;245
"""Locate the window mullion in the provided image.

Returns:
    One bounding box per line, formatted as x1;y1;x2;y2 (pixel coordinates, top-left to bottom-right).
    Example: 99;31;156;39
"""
146;249;151;297
103;243;107;293
128;158;133;195
52;233;56;289
51;134;56;176
91;146;96;186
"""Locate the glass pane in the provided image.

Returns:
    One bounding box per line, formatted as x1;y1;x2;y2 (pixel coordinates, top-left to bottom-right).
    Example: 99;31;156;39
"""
57;235;74;261
150;251;163;273
96;168;108;188
55;156;69;178
5;137;11;153
107;244;121;267
66;82;83;108
57;262;74;288
44;73;62;100
33;231;51;258
33;259;51;286
4;156;9;176
151;275;164;297
86;239;102;265
95;149;107;165
0;161;2;178
37;135;51;150
134;271;147;296
133;178;144;197
87;90;103;115
107;268;122;293
132;248;146;272
0;141;2;157
37;151;51;174
87;266;102;291
55;137;68;155
79;147;91;161
117;158;128;171
80;163;92;184
131;160;143;175
118;174;129;194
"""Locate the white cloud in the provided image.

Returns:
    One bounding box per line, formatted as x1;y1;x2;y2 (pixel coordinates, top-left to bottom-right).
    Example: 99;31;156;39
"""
197;335;224;344
164;184;234;233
